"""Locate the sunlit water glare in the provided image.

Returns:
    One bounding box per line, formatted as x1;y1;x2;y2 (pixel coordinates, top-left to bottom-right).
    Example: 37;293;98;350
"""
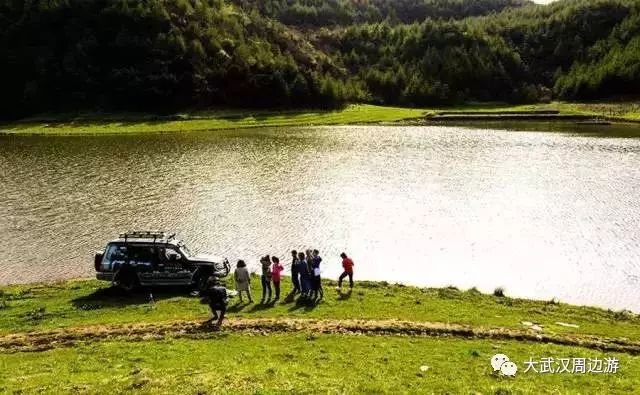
2;124;640;311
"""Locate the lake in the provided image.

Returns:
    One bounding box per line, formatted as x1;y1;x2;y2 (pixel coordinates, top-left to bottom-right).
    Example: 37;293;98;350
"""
2;123;640;311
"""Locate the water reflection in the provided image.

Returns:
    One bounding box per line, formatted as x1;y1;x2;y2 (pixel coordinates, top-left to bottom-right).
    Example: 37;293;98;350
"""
1;124;640;311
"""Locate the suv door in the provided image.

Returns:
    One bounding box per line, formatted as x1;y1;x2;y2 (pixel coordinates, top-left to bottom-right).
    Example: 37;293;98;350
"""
128;244;156;286
154;246;192;286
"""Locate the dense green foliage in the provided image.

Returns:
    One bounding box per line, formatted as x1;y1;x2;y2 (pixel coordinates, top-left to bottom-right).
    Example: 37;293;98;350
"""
320;0;640;105
330;21;530;105
0;0;361;117
1;0;639;118
482;0;640;97
553;5;640;98
230;0;531;27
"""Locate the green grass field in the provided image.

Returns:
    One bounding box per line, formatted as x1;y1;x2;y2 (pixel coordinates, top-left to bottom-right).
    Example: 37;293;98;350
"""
1;333;638;394
429;101;640;120
1;101;639;136
0;105;428;135
1;279;639;393
552;102;640;121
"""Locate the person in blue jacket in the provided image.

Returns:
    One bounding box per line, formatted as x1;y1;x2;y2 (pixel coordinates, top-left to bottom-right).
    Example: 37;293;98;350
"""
290;249;301;294
297;251;310;299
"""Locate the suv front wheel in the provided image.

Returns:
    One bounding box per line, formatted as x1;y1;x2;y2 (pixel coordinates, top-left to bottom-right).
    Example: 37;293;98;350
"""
193;268;213;293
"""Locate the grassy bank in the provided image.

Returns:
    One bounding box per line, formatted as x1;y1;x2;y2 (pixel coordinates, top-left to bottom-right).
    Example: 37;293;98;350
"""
545;102;640;122
1;278;639;341
0;105;428;135
1;101;639;136
430;101;640;120
1;279;640;393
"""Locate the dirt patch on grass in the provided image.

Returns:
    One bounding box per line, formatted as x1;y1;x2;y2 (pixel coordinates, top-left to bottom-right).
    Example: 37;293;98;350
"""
1;318;639;354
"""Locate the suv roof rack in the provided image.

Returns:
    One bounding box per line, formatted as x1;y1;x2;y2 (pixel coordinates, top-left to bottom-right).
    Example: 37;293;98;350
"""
119;231;175;243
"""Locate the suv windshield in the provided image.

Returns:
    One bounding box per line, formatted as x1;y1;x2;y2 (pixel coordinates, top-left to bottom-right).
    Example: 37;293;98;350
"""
177;241;192;257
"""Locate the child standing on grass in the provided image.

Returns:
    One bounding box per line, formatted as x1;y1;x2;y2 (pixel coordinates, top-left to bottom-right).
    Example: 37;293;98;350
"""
290;250;300;294
234;260;252;304
260;255;272;303
271;256;284;300
311;249;323;300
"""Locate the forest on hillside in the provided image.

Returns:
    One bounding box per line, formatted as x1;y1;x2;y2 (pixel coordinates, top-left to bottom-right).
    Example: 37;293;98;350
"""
230;0;532;26
0;0;639;118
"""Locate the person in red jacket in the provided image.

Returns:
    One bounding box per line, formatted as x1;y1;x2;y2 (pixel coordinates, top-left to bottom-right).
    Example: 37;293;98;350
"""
337;252;354;290
271;256;284;300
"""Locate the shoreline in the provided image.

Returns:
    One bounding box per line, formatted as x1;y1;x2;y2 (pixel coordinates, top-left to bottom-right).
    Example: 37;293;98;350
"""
3;275;637;315
0;274;640;342
1;101;639;136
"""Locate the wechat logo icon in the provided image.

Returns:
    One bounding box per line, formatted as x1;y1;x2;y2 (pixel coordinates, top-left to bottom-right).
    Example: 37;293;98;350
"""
491;354;518;377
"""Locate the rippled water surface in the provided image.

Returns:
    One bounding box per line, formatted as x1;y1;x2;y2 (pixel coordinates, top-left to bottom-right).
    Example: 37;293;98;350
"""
2;124;640;311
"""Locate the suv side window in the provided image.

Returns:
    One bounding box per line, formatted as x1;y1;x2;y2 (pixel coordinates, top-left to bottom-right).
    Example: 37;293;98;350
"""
127;245;156;267
158;247;186;271
103;244;128;270
164;248;181;261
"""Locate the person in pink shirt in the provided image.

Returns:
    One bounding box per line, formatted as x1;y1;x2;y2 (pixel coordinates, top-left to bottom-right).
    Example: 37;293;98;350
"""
271;256;284;300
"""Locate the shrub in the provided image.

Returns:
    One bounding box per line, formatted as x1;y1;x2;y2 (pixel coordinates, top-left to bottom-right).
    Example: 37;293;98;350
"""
468;287;482;296
25;307;46;321
437;287;462;299
613;309;636;321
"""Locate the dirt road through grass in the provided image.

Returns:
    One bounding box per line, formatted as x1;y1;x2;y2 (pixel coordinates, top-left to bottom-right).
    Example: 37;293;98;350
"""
3;318;640;354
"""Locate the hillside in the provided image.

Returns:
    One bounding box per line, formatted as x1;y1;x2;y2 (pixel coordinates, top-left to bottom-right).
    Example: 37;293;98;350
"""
229;0;533;26
1;0;639;118
318;0;640;105
0;0;357;118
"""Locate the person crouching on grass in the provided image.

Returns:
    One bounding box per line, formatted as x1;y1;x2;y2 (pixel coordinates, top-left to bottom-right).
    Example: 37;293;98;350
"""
271;256;284;300
206;275;228;327
337;252;354;290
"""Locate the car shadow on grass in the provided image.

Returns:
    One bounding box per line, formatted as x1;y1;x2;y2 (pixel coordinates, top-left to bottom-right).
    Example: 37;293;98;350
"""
71;286;192;310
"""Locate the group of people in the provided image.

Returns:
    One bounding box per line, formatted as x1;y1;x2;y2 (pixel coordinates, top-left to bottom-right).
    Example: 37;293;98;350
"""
289;249;324;302
204;250;356;327
228;255;288;304
236;249;336;304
